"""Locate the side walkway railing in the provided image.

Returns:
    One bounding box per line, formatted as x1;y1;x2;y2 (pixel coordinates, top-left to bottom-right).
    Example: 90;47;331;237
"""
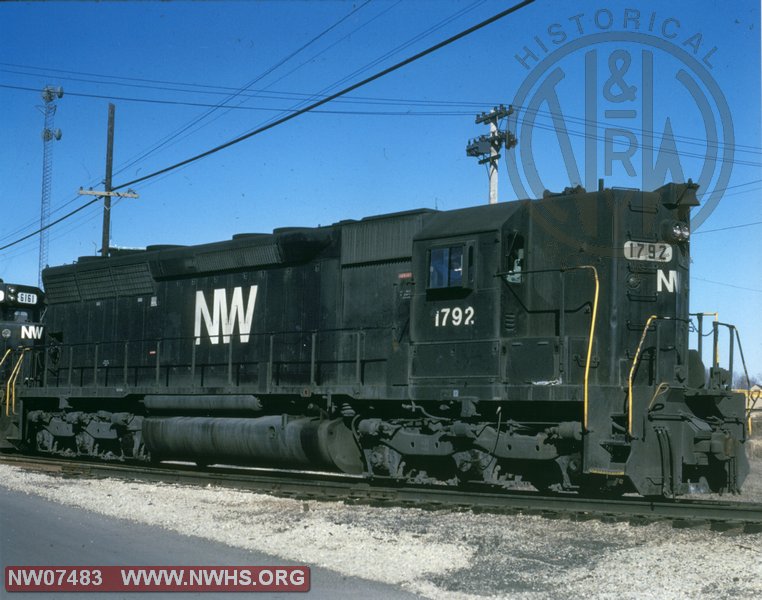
31;327;386;392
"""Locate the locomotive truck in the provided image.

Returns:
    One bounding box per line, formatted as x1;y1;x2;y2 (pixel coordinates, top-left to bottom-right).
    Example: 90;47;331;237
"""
1;182;750;497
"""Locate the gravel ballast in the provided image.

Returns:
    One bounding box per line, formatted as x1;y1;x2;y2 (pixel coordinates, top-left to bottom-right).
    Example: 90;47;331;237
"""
1;459;761;600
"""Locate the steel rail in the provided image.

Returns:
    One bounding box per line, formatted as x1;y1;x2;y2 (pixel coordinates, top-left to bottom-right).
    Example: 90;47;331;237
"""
1;454;760;532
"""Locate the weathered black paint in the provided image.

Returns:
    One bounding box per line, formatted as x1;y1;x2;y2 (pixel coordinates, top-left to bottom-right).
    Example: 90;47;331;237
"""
7;184;749;497
0;281;45;449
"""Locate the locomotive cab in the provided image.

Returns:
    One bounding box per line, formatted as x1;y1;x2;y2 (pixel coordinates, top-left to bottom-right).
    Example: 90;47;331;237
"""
0;280;45;449
409;201;523;388
406;184;749;497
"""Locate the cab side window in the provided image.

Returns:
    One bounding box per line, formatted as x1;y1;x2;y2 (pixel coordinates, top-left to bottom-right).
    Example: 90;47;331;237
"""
429;246;464;288
504;234;524;284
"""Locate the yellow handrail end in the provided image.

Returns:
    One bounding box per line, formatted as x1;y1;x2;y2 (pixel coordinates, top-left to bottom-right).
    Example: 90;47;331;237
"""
627;315;659;437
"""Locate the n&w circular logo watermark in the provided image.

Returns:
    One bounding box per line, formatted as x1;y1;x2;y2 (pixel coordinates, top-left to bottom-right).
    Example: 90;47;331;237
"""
505;8;734;230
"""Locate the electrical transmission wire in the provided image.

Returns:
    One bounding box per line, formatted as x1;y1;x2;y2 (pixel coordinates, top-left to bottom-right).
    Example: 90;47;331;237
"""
7;81;761;160
0;0;536;252
110;0;535;192
109;2;406;181
2;2;377;252
111;1;374;180
693;220;762;235
0;196;103;252
0;200;106;264
109;1;493;174
693;277;762;293
6;65;762;159
6;62;762;157
268;0;487;118
508;119;762;168
510;104;762;156
1;2;378;248
2;113;758;250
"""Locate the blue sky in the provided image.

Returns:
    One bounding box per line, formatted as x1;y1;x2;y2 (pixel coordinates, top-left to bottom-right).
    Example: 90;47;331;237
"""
1;0;760;374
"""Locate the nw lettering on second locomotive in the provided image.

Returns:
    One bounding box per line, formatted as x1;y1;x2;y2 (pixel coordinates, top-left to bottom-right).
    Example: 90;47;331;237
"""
20;325;44;340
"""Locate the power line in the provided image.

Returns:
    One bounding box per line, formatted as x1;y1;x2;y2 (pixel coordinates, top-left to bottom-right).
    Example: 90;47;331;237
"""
0;190;91;244
0;83;477;114
6;64;762;156
2;108;758;253
511;104;762;156
0;200;106;264
110;1;375;181
701;179;762;193
107;0;406;180
0;196;103;252
9;58;761;146
693;220;762;235
0;1;535;253
112;0;536;192
5;81;760;160
277;0;487;116
693;277;762;293
0;65;486;106
10;0;759;252
516;119;762;168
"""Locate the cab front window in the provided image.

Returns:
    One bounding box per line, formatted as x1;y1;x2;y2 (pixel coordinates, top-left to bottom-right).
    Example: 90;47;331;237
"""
13;310;30;323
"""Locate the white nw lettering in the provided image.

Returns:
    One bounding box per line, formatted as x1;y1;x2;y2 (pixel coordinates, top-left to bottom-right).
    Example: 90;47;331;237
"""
194;285;258;345
656;269;678;293
20;325;44;340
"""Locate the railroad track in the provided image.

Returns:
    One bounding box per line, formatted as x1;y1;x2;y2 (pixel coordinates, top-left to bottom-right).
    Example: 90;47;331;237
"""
2;453;761;533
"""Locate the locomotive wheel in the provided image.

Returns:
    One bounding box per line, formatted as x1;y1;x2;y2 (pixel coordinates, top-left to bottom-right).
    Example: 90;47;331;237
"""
527;460;565;494
579;476;628;498
527;472;563;494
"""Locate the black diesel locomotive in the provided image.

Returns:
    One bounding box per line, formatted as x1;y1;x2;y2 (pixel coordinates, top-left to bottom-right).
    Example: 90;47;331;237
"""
5;182;750;497
0;280;45;450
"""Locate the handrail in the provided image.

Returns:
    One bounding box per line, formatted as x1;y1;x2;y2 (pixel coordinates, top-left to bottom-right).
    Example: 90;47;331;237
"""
627;315;660;437
33;327;375;391
691;315;753;436
708;321;742;388
691;312;719;373
23;327;382;354
734;388;761;436
733;327;752;395
0;348;11;415
690;312;720;363
0;348;11;370
11;349;30;416
578;266;599;432
5;349;29;416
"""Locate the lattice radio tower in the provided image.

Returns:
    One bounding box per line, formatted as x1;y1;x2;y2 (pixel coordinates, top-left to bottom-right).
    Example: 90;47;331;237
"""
38;85;64;287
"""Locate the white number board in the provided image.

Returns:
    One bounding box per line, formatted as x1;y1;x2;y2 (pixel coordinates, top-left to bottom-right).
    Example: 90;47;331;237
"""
623;241;672;263
17;292;38;305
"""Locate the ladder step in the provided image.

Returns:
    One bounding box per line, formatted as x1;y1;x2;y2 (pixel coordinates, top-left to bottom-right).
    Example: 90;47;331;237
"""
602;438;630;447
588;465;626;476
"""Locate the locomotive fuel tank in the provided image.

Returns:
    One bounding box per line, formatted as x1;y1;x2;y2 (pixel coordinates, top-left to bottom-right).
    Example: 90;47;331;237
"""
142;414;363;473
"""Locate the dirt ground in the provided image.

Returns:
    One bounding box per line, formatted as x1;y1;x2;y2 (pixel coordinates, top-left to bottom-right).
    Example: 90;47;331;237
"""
1;451;761;600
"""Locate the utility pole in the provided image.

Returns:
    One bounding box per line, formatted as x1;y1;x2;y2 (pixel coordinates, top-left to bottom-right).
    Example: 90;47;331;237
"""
78;103;138;257
101;103;115;257
466;104;516;204
38;85;64;287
